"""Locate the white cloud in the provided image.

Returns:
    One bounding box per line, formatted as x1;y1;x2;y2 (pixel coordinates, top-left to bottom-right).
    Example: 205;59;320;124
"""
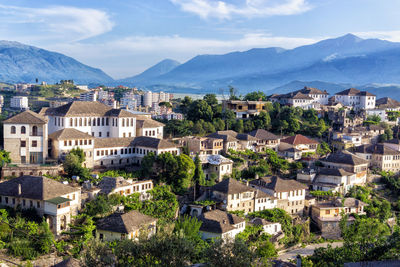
170;0;312;19
0;4;113;41
353;31;400;42
48;33;319;78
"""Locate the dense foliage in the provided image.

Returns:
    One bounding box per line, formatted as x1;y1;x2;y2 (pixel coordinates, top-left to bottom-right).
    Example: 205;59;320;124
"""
164;94;329;138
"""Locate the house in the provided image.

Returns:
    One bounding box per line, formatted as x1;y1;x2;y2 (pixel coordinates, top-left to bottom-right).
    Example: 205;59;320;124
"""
376;97;400;111
270;87;329;109
311;168;357;194
209;178;277;214
366;109;387;122
3;110;48;164
207;131;240;153
96;210;157;241
48;128;95;167
278;143;302;160
198;209;245;241
321;151;368;185
135;119;164;139
182;136;223;156
311;198;367;239
248;129;280;152
334;88;376;110
10;96;29;110
249;217;282;236
97;176;153;200
249;176;307;215
198;154;233;182
279;134;319;158
222;100;269;119
354;144;400;173
0;176;81;235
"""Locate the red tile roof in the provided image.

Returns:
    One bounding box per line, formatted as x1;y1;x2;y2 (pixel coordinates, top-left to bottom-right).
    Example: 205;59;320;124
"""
281;134;319;145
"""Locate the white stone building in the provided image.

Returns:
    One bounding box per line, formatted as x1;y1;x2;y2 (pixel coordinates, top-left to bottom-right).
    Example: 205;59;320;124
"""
334;88;376;110
3;110;48;164
10;96;29;110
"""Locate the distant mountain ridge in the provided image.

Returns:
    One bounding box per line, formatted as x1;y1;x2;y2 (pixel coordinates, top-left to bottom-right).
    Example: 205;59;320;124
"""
0;41;113;84
119;59;180;84
117;34;400;95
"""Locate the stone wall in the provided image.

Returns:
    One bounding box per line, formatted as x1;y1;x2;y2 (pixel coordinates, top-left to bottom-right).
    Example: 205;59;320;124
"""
2;164;63;178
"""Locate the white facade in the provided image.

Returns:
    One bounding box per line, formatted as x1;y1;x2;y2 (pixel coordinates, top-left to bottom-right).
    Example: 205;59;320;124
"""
143;91;153;107
80;91;97;102
334;91;376;110
48;116;136;139
366;109;387;122
10;96;28;109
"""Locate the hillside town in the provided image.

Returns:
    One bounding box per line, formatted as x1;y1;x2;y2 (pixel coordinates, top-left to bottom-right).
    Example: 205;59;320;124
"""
1;83;400;266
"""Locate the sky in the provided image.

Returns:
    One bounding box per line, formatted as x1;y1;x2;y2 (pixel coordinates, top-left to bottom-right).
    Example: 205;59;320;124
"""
0;0;399;79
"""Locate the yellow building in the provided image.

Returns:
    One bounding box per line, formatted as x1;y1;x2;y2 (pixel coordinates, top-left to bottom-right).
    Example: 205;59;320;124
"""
222;100;269;119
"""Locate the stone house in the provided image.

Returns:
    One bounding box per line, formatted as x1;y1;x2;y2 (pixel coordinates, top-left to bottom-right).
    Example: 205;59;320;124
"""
0;176;81;235
3;110;48;164
198;209;245;241
96;210;157;241
249;176;307;215
311;198;367;239
321;151;368;185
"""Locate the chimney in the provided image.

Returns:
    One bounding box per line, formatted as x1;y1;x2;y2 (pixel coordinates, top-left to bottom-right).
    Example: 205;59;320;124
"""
18;184;21;196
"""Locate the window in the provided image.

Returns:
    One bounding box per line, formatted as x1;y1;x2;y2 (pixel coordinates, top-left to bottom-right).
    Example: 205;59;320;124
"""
21;126;26;134
107;132;110;137
325;210;330;215
21;141;26;147
11;126;16;134
5;197;8;204
102;118;105;126
64;141;67;146
37;201;40;208
106;118;109;126
32;141;37;147
99;132;102;137
69;140;72;146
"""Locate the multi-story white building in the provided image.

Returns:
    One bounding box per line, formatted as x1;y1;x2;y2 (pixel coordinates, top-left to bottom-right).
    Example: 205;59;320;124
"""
10;96;29;110
334;88;376;110
80;91;97;102
3;110;48;164
270;87;329;109
143;91;153;107
366;109;387;122
249;176;307;215
41;101;138;139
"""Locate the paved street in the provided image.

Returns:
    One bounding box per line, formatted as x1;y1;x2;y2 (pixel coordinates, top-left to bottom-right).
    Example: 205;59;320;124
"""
277;242;344;261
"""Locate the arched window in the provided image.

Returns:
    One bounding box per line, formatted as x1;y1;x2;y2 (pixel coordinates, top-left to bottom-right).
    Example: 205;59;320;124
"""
32;126;38;136
84;118;87;126
11;126;16;134
70;118;73;126
79;118;82;126
21;126;26;134
97;118;100;126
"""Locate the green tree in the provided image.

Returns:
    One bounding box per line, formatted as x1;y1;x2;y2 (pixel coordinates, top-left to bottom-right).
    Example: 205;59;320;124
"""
243;91;267;101
0;150;11;168
193;154;206;197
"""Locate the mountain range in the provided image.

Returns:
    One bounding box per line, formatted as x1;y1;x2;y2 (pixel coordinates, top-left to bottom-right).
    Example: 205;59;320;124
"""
0;41;113;84
3;34;400;99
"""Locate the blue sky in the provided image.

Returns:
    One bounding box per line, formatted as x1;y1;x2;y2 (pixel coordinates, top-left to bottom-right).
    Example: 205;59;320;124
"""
0;0;399;79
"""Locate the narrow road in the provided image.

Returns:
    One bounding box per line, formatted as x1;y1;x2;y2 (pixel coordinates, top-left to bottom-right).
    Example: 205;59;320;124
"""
277;242;343;261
